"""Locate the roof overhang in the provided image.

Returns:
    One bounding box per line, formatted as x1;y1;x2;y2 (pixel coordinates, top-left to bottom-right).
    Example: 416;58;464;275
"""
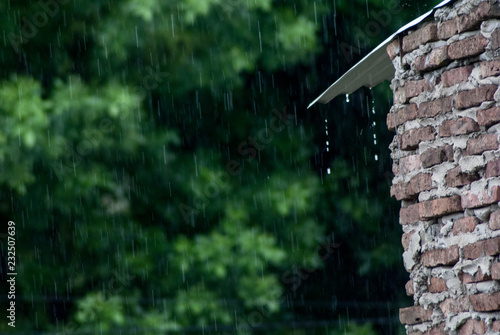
308;0;455;109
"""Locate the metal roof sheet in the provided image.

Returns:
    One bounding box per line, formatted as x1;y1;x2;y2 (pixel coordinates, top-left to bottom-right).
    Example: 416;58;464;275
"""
308;0;455;109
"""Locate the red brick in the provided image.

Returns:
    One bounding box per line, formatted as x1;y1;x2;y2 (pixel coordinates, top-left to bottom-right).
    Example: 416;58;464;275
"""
400;203;420;225
439;117;479;137
453;216;479;235
395;86;407;104
463;236;500;260
493;29;500;50
459;319;486;335
402;230;416;251
405;280;414;296
422;245;459;267
415;45;449;71
469;292;500;312
386;38;400;60
464;134;498;156
460;267;491;284
428;323;446;335
480;59;500;78
418;96;453;119
439;297;470;316
391;173;433;200
421;145;454;168
387;104;418;131
419;196;462;219
428;277;447;293
491;262;500;280
446;166;479;188
477;107;500;128
399;306;432;325
462;186;500;209
442;65;473;87
401;126;436;150
492;320;500;332
399;154;421;175
456;85;498;109
486;158;500;178
476;1;500;19
403;23;438;53
489;210;500;231
405;79;434;99
438;19;458;40
448;35;488;60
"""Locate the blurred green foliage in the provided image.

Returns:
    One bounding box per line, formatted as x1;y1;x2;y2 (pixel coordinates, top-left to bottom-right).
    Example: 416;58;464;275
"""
0;0;439;333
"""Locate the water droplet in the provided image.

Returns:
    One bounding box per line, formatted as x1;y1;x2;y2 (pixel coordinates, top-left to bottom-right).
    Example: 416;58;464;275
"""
374;154;379;161
327;168;331;174
345;94;350;102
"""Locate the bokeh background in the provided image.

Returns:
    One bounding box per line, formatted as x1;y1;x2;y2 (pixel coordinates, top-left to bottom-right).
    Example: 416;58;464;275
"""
0;0;439;334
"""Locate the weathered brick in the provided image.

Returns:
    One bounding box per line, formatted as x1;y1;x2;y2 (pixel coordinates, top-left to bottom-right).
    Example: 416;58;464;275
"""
464;133;498;156
493;28;500;50
442;65;473;87
476;1;500;19
397;154;421;175
415;45;449;71
448;35;488;60
459;318;486;335
477;107;500;128
480;59;500;78
405;280;414;296
387;104;418;131
456;85;498;109
400;203;420;225
493;320;500;332
401;126;436;150
453;216;479;235
486;158;500;178
461;268;491;284
438;19;458;40
394;86;407;104
420;196;462;219
469;292;500;312
439;297;470;316
421;145;454;168
386;38;400;60
399;306;432;325
405;79;434;99
418;96;453;118
489;210;500;231
462;186;500;209
403;23;438;53
428;323;446;335
428;277;447;293
402;230;416;251
491;262;500;280
446;166;478;188
463;236;500;259
439;117;479;137
391;173;433;200
422;245;459;267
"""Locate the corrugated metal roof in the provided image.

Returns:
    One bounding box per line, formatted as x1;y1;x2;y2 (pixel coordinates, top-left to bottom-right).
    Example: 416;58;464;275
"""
308;0;455;109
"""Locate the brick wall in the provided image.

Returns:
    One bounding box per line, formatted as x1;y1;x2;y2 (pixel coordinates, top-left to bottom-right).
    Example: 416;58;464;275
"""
385;0;500;333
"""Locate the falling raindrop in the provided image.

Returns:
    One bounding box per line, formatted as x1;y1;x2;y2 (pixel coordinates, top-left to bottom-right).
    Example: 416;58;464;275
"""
327;168;331;175
345;94;350;102
374;154;379;161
